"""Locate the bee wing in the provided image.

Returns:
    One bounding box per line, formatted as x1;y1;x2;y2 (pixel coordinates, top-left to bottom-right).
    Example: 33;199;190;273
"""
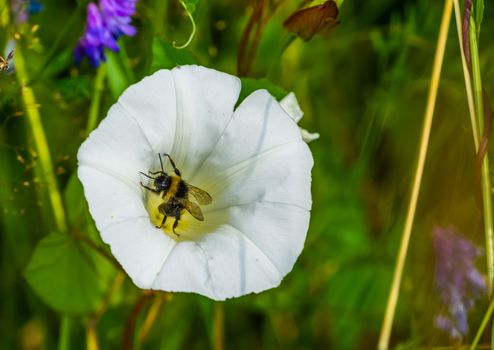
186;184;212;205
176;198;204;221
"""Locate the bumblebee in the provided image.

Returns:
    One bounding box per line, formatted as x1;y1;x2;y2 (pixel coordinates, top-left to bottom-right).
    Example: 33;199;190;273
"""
0;49;14;72
140;153;212;236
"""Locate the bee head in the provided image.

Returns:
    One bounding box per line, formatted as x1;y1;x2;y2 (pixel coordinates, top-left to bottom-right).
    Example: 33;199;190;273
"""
154;172;171;192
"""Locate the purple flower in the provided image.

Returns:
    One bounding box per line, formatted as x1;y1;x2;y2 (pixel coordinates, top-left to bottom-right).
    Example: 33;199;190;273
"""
100;0;137;37
433;226;487;340
75;0;137;67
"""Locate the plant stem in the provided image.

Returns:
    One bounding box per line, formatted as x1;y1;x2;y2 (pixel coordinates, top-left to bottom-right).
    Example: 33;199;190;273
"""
15;46;67;233
123;292;154;350
213;302;225;350
17;44;71;350
86;64;107;135
58;317;71;350
377;0;453;348
138;293;166;347
86;318;100;350
469;17;494;292
470;296;494;350
453;0;478;148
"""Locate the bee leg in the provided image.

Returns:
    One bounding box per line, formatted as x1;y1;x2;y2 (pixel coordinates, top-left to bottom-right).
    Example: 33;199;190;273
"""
140;181;158;193
157;215;167;229
172;218;180;237
163;153;181;177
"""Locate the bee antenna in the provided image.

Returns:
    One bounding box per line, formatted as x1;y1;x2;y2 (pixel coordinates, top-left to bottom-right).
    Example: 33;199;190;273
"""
158;153;164;172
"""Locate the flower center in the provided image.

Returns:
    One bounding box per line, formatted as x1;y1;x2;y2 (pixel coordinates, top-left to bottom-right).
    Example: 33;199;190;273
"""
140;153;214;241
143;190;191;240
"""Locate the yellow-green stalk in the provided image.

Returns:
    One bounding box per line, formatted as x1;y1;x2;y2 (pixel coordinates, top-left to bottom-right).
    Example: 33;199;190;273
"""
377;0;453;348
469;17;494;292
15;47;67;233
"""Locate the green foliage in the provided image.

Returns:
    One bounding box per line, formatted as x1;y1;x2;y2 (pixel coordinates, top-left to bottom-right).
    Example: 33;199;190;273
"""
182;0;200;14
150;38;198;72
24;232;111;315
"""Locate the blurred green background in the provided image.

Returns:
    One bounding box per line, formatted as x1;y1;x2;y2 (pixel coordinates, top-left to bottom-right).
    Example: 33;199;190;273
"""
1;0;494;349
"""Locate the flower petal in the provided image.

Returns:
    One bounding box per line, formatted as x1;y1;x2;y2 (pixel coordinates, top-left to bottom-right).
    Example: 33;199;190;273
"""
194;90;313;210
180;201;310;299
280;92;303;123
168;65;241;176
151;241;216;298
78;165;146;231
78;103;153;181
102;217;176;288
117;70;177;157
204;202;310;278
152;201;308;300
202;142;312;211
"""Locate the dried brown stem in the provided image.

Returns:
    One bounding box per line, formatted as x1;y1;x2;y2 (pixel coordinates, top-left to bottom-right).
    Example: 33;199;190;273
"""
122;292;154;350
462;0;472;71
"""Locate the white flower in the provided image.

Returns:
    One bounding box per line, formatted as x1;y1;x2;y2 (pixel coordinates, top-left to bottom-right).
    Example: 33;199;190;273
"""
280;92;320;143
78;65;313;300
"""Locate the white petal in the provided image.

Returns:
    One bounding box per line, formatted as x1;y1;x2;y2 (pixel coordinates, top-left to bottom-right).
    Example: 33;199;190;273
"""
194;224;283;300
280;92;303;123
194;90;302;179
194;90;313;210
102;217;176;288
201;142;312;211
168;65;241;177
78;103;153;181
206;202;310;278
152;202;309;300
78;165;146;231
117;70;177;156
151;241;216;298
300;128;320;143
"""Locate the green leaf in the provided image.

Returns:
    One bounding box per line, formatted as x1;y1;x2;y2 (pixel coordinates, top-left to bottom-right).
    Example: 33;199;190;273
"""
239;78;288;104
24;232;111;314
150;38;198;73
